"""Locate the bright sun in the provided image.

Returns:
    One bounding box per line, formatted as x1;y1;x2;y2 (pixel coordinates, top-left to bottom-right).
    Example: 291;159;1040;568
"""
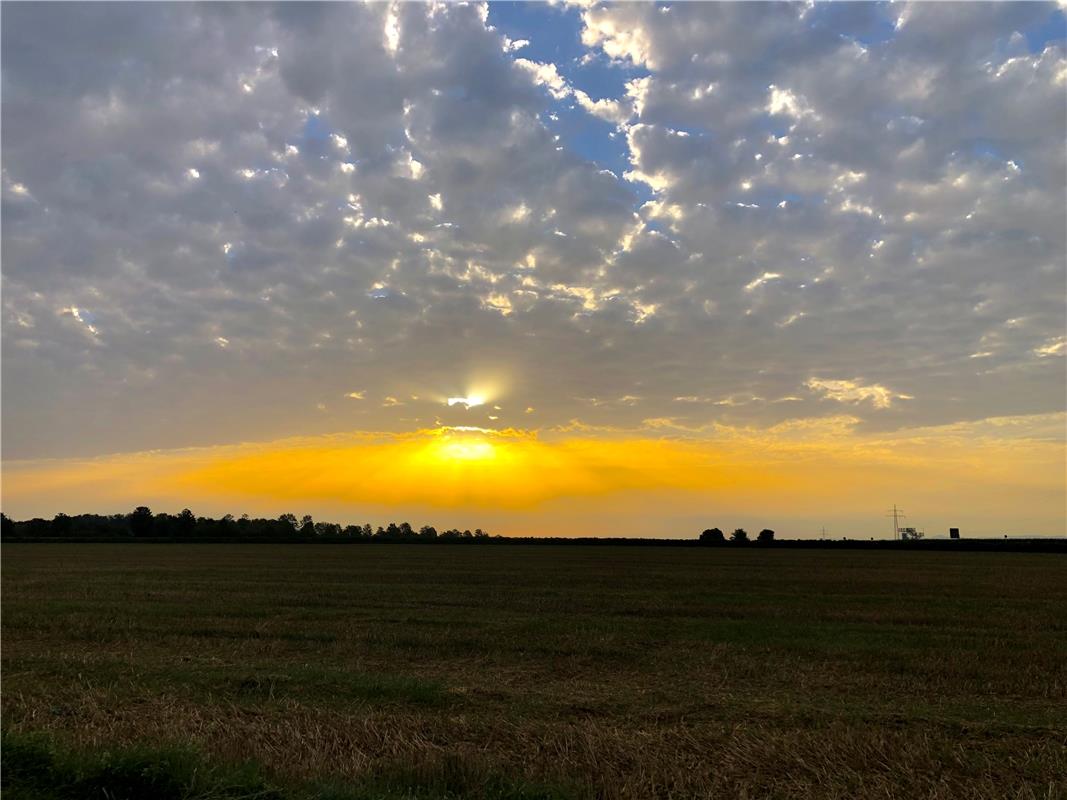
437;438;496;461
446;395;486;409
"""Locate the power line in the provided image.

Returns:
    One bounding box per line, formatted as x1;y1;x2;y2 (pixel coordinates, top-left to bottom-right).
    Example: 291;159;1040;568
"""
886;505;905;540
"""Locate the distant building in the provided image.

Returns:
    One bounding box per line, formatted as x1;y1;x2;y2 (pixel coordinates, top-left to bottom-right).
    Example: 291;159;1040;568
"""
949;528;960;539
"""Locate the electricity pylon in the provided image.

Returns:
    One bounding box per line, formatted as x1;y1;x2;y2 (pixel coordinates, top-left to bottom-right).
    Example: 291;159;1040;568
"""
886;505;905;540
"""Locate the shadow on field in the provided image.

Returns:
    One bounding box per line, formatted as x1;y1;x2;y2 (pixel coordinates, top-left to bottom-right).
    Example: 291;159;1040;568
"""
1;730;579;800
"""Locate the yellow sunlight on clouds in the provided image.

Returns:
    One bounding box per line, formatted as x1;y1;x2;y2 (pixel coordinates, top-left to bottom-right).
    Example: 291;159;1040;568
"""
180;427;729;509
1;414;1063;536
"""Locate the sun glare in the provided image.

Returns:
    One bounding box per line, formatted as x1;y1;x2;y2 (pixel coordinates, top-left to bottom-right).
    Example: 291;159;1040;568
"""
447;395;486;409
438;438;496;461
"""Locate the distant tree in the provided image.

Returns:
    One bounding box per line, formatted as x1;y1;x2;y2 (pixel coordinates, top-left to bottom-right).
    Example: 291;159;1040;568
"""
278;513;298;531
129;506;154;537
1;513;13;538
361;524;373;539
299;515;315;537
700;528;725;545
315;521;341;537
398;522;414;538
474;528;489;539
152;513;175;538
757;529;775;544
419;525;438;540
52;513;73;537
730;528;749;544
178;508;196;536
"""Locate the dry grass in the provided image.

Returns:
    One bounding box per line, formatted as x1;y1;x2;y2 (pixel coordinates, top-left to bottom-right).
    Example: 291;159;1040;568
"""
3;544;1066;798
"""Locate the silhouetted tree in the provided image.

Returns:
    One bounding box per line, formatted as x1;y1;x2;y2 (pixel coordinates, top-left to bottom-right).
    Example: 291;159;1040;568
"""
299;515;315;537
178;508;196;536
314;521;341;537
757;529;775;544
278;513;298;532
700;528;725;545
52;513;73;537
1;513;13;538
129;506;154;537
419;525;438;540
731;527;749;544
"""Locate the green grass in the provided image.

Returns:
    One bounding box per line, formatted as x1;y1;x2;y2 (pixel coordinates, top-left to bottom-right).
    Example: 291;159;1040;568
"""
3;545;1066;798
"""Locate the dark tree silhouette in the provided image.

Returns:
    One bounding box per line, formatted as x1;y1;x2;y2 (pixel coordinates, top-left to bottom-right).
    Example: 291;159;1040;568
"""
700;528;725;545
731;527;749;544
129;506;154;537
178;508;196;536
757;529;775;544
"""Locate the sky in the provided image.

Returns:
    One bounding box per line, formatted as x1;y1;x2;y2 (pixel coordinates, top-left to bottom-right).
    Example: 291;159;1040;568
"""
2;1;1065;538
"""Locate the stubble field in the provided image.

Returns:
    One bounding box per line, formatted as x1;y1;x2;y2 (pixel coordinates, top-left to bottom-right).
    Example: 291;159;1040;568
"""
2;544;1065;799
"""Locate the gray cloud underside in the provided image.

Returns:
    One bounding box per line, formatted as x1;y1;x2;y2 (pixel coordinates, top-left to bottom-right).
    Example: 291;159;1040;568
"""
2;1;1064;458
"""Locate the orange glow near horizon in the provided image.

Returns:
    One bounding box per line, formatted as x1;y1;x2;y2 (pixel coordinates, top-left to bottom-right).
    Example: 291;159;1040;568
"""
1;414;1064;537
176;427;727;509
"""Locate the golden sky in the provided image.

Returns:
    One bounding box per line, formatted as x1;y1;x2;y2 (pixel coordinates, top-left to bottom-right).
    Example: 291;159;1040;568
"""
4;413;1063;538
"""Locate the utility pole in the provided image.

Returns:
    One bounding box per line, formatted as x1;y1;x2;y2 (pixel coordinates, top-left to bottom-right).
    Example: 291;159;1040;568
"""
886;505;905;540
820;526;828;540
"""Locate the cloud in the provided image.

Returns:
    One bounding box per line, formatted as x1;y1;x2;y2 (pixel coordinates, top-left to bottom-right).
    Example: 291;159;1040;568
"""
0;1;1063;467
806;378;913;410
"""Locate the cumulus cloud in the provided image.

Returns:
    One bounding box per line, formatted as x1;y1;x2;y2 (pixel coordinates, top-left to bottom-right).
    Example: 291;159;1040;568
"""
1;2;1063;461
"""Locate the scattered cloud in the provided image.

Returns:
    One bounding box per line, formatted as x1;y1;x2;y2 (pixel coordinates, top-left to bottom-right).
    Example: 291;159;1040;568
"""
806;378;913;410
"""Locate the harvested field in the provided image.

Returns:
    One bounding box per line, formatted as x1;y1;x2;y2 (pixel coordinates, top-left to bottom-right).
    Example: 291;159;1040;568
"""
2;544;1065;799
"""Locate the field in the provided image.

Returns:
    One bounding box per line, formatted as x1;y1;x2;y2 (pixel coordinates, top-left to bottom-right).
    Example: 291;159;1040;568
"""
2;544;1065;799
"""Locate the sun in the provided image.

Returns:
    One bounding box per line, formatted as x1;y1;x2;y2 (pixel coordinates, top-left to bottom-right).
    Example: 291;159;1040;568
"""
438;438;496;461
446;395;486;409
416;427;502;464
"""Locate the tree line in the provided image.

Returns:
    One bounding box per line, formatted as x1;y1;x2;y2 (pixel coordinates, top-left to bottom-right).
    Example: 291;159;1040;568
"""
0;508;776;544
700;527;775;545
0;508;492;542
